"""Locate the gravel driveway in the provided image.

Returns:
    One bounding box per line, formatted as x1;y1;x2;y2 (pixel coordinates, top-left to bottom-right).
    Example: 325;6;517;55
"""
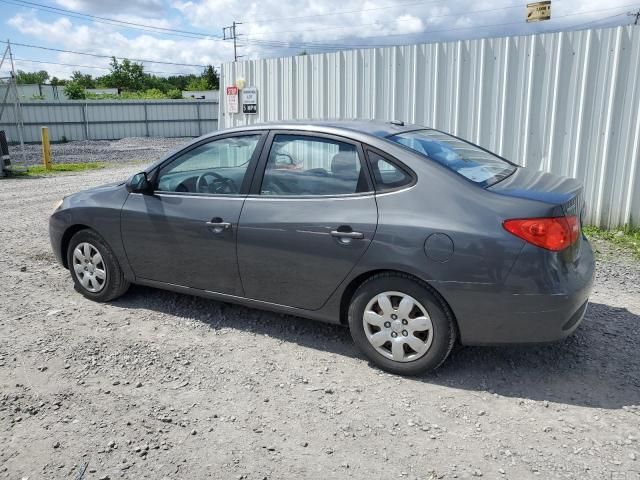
1;163;639;480
11;137;189;166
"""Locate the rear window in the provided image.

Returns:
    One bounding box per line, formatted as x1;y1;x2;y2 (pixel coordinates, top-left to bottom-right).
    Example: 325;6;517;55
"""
387;129;516;186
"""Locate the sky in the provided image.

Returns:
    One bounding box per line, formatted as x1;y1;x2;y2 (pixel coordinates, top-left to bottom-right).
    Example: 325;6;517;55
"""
0;0;637;80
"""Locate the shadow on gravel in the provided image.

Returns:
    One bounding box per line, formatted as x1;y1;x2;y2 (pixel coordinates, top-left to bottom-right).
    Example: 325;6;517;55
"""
115;287;640;410
431;302;640;409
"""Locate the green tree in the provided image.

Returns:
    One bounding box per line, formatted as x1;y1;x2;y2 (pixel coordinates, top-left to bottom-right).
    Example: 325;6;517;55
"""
201;65;219;90
70;71;95;89
100;57;146;91
186;76;209;91
164;73;198;91
64;81;86;100
185;66;220;91
15;70;49;84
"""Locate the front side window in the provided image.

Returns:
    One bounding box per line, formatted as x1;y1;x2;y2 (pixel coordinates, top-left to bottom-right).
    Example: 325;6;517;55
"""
157;135;261;194
388;129;515;186
260;134;369;196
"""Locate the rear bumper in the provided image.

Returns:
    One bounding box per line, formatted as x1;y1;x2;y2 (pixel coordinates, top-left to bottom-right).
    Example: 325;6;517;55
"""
449;285;592;346
437;237;595;345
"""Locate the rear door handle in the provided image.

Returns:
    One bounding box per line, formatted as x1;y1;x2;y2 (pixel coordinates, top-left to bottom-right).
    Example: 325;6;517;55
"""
330;230;364;239
206;217;231;233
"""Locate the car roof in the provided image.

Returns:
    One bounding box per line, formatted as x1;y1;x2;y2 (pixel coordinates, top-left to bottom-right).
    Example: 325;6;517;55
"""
219;119;429;139
148;120;431;174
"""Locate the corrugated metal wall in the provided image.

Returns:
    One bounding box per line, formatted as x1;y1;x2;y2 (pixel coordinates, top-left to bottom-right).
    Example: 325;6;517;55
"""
0;100;219;143
221;26;640;228
0;84;68;101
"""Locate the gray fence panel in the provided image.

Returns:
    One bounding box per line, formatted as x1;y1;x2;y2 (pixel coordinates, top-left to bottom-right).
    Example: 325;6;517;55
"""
0;100;219;143
222;26;640;228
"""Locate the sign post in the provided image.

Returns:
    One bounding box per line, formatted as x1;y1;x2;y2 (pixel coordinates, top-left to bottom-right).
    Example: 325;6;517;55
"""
242;87;258;115
41;126;52;171
226;86;239;114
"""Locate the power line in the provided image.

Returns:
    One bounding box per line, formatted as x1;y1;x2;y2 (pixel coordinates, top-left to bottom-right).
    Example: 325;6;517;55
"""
568;12;630;30
2;0;331;56
1;0;366;52
3;0;636;63
2;0;356;50
0;0;224;40
0;40;210;67
246;2;531;37
213;4;638;51
0;0;580;51
11;57;201;75
245;3;640;44
242;0;455;24
235;7;636;58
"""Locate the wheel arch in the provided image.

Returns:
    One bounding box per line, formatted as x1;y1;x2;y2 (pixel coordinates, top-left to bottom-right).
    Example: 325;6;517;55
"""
339;269;459;336
60;224;92;269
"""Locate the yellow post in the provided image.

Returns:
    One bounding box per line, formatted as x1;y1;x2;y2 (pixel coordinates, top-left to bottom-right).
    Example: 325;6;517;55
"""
41;126;52;171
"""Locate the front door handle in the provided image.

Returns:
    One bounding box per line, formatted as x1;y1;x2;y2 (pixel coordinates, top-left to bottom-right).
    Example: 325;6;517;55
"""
206;217;231;234
330;230;364;239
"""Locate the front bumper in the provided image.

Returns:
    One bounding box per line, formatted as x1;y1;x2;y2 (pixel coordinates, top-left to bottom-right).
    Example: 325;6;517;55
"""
437;236;596;345
49;212;67;267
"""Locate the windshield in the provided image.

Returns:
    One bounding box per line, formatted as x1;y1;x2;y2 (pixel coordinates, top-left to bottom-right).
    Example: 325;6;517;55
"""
387;129;516;186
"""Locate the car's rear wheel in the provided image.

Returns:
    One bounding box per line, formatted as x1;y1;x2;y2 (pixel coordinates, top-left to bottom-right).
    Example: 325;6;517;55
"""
67;229;130;302
348;273;456;375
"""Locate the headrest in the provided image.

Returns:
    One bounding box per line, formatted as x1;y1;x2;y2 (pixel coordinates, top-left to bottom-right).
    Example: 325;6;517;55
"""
331;152;358;178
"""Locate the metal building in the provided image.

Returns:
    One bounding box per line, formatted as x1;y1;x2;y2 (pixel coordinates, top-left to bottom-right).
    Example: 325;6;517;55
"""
0;100;219;143
221;26;640;228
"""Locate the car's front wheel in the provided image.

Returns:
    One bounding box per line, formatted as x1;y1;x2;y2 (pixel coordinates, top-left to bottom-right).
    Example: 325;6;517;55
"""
348;273;456;375
67;229;130;302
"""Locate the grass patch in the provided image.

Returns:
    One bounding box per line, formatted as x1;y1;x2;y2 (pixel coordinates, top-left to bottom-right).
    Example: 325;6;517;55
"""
13;162;105;176
583;225;640;259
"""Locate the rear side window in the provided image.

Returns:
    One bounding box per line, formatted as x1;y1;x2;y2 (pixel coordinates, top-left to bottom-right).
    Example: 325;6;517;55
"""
260;134;370;196
367;150;413;191
388;129;515;186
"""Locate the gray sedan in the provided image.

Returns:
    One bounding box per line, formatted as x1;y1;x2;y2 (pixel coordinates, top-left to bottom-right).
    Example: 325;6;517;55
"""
49;120;595;375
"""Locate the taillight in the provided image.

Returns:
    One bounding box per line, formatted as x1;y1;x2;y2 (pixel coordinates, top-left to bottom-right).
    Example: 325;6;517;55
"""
503;216;580;251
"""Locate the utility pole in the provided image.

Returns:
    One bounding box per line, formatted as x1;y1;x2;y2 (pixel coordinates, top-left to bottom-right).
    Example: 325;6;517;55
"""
629;9;640;25
223;21;243;62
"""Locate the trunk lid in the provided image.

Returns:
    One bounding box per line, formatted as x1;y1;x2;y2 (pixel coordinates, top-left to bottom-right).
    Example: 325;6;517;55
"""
490;167;584;217
489;167;582;208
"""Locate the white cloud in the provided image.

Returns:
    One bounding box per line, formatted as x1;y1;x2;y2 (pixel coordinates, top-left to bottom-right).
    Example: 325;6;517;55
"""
172;0;434;42
395;14;423;34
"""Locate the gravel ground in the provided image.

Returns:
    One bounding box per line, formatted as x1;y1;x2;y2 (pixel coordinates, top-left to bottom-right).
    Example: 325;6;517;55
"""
1;163;639;480
11;137;189;166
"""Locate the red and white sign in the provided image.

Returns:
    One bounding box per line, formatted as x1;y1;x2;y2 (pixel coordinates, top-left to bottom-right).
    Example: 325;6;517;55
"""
226;86;239;114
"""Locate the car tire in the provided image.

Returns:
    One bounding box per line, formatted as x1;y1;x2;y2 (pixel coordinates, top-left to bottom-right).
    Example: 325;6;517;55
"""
66;229;130;302
348;272;456;376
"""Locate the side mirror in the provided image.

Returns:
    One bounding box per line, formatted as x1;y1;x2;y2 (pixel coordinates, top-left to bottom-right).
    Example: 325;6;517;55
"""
126;172;152;194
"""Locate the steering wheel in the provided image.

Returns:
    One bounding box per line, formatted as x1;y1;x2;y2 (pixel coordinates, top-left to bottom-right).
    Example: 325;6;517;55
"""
196;172;237;194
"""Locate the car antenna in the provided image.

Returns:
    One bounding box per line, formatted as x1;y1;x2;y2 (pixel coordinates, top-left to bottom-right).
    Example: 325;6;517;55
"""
390;120;404;126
